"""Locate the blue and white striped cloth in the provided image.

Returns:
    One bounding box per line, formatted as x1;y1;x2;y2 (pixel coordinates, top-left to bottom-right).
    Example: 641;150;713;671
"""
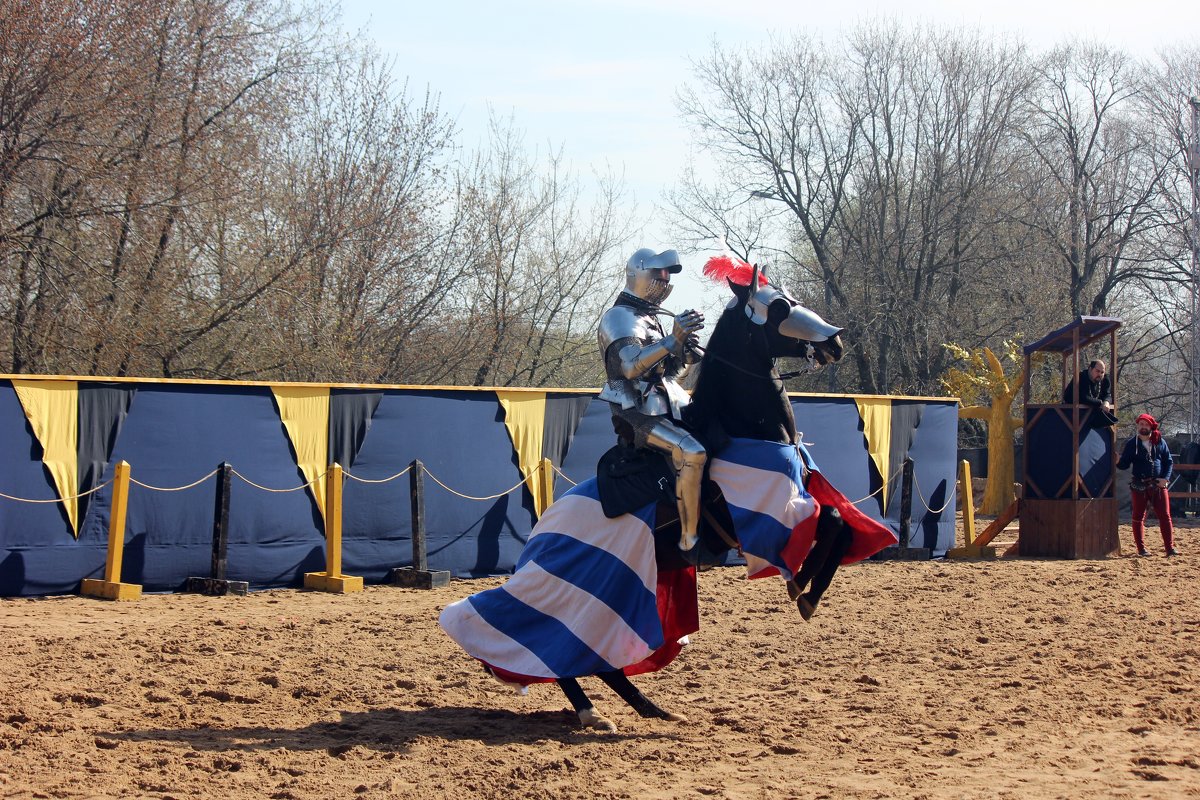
439;438;820;682
710;438;819;581
440;479;663;681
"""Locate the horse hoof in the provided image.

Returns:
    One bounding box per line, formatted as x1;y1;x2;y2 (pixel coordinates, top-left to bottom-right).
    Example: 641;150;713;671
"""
797;595;816;621
636;702;688;722
578;708;618;733
678;533;698;552
785;580;801;601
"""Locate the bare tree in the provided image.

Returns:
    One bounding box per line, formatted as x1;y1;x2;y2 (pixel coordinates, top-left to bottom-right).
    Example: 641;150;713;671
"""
828;24;1037;393
1099;45;1200;428
428;117;630;388
674;24;1040;395
0;0;316;377
1018;42;1183;319
247;46;458;383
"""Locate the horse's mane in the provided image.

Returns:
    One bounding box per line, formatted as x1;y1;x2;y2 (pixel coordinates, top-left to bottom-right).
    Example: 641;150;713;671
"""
690;305;750;411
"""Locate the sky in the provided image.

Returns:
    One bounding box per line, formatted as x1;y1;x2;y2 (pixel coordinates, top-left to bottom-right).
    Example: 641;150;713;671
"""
337;0;1198;316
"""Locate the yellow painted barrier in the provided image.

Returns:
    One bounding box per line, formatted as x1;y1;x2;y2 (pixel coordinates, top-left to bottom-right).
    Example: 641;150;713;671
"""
81;461;142;600
947;459;997;559
539;457;555;514
961;459;975;547
304;463;363;593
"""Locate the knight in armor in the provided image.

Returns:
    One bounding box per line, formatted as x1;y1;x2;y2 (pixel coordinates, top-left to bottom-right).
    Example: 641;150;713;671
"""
598;247;706;551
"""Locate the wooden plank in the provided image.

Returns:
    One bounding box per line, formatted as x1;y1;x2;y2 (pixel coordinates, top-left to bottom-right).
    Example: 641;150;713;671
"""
1020;499;1073;557
973;500;1020;547
1075;498;1120;558
1020;498;1118;558
960;460;976;546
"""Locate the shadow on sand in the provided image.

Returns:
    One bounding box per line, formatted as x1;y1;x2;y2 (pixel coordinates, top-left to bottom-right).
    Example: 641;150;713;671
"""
113;705;676;754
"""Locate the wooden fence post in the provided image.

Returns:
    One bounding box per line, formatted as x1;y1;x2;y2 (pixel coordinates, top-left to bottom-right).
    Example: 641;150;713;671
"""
948;458;1000;559
874;457;931;561
185;463;247;596
899;457;914;547
390;459;450;589
81;461;141;601
304;463;363;593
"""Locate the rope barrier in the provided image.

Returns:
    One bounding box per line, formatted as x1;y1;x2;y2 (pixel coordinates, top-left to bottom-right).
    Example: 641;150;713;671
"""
913;470;956;515
548;462;578;487
129;468;220;492
0;452;953;515
230;467;327;493
0;459;563;504
0;479;114;504
343;464;414;484
422;460;548;501
842;468;906;507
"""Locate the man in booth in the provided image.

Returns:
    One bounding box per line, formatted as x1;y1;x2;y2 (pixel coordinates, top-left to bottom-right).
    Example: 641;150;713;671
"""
1063;359;1118;428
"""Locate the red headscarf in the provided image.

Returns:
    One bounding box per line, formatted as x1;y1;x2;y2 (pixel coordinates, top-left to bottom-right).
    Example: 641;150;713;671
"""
1136;413;1161;447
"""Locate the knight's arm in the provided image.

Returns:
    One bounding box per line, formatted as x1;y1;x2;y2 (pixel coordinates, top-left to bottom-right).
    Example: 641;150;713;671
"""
603;308;703;380
613;338;674;379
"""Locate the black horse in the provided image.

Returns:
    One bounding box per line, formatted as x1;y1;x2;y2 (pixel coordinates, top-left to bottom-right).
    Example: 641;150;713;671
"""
441;262;896;732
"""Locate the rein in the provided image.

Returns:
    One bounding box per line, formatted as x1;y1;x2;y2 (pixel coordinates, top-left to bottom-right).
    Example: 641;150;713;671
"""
690;343;809;382
652;303;820;383
647;302;813;382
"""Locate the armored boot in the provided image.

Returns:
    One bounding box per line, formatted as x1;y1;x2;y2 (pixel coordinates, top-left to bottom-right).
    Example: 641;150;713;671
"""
673;451;705;551
645;420;706;552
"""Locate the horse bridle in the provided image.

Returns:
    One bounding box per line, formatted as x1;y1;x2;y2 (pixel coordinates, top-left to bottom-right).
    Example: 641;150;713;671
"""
650;304;818;383
689;342;814;382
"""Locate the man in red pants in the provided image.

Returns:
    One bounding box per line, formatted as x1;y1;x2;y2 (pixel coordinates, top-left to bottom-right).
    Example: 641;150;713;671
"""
1116;413;1179;556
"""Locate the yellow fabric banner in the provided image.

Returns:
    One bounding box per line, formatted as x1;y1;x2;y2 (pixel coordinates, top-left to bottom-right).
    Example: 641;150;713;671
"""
497;391;551;516
855;397;893;510
12;379;80;535
271;386;330;526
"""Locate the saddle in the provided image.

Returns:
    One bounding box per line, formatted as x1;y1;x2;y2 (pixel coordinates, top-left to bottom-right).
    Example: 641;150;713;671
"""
595;443;736;569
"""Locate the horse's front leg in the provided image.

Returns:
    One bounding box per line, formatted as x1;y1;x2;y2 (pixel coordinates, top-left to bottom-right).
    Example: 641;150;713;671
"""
790;506;853;621
597;670;687;722
557;678;617;732
800;521;852;617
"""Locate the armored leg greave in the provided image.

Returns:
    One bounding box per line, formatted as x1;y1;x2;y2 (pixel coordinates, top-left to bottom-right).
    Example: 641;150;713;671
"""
645;419;706;551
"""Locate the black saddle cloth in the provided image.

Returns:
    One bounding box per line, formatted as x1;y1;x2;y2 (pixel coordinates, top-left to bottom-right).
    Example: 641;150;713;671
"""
596;444;675;519
595;443;734;570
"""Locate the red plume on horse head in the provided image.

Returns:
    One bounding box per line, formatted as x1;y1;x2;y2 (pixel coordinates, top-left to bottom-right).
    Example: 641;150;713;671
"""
703;254;768;287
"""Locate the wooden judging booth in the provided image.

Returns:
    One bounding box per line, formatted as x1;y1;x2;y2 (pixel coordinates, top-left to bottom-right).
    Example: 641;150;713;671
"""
1021;316;1123;558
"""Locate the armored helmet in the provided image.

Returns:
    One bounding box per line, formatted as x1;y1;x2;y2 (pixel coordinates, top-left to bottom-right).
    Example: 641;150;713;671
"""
624;247;681;306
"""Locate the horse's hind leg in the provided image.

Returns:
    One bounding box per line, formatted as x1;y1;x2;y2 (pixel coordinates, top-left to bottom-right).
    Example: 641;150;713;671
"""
557;678;617;732
597;669;687;722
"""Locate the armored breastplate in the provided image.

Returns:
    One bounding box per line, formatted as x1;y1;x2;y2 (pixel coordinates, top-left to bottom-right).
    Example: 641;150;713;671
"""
596;301;690;418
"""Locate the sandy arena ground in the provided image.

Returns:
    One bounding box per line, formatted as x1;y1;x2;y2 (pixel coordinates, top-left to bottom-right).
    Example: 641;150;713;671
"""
1;520;1197;800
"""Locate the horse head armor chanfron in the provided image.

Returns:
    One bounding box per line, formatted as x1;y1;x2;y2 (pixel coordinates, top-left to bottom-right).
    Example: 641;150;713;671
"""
705;256;845;367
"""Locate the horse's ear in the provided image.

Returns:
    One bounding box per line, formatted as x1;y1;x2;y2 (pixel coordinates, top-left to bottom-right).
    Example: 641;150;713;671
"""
728;277;750;304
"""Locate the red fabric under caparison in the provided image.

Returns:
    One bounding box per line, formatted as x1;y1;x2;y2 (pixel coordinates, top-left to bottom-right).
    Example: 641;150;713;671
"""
481;565;699;687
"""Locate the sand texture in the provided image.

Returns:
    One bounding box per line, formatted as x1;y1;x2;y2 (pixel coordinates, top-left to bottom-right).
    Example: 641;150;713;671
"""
1;521;1197;799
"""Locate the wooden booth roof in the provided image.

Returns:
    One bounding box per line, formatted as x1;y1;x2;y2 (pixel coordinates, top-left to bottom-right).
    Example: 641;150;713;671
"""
1023;316;1123;356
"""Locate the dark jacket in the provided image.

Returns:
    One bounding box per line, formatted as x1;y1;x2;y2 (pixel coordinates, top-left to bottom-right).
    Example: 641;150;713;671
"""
1116;436;1173;485
1063;370;1110;407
